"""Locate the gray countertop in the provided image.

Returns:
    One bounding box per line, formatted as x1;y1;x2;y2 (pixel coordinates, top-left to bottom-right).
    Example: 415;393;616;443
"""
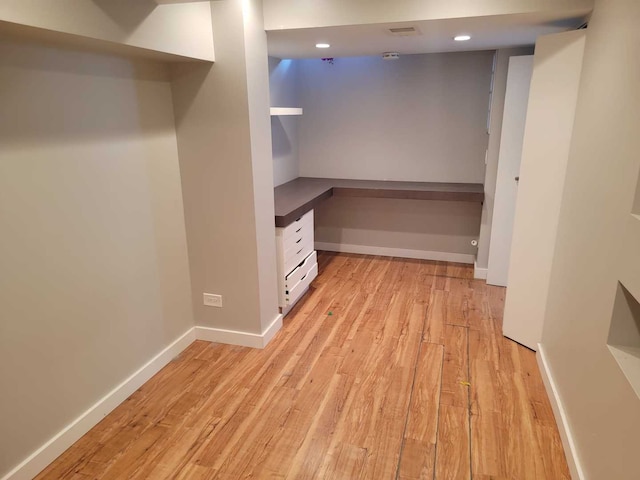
274;177;484;227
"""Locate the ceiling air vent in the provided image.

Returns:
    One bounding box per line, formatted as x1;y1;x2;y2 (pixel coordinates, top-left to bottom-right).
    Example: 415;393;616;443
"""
388;26;420;36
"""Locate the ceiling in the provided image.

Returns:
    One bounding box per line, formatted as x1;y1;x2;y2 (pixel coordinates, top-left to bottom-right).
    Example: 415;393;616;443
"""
266;12;588;59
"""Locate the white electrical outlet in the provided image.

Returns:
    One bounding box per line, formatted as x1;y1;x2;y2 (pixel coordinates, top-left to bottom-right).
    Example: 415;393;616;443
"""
203;293;223;308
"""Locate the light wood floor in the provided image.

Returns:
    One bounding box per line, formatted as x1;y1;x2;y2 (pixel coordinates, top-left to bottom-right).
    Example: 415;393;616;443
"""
37;252;570;479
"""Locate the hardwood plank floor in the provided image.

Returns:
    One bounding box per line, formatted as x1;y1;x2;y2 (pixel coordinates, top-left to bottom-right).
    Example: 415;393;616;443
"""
36;252;570;480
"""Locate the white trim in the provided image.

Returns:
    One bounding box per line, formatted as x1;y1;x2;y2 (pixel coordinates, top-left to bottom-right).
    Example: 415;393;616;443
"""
260;314;284;347
536;344;585;480
315;242;474;264
474;261;488;280
1;328;197;480
194;313;283;349
270;107;303;116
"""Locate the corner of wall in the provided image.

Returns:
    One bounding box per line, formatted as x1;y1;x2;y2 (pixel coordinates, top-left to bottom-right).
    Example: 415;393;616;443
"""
536;345;585;480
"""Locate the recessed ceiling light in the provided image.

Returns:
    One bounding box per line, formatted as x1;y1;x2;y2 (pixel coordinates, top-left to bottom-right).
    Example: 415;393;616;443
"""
315;43;330;49
454;35;471;42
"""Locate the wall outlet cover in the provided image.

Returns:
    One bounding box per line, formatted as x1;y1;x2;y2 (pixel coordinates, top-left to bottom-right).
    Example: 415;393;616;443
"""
203;293;223;308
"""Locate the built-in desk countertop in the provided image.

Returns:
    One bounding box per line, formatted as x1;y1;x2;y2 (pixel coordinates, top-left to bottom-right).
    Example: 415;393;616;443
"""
273;177;484;227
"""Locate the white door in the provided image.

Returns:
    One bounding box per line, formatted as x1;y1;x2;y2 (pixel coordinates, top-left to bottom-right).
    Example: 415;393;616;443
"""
502;32;586;350
486;55;534;287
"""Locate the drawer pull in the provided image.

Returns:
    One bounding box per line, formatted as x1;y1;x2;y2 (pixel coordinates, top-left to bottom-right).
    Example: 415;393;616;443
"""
295;227;302;233
300;274;307;281
296;248;303;255
296;238;302;244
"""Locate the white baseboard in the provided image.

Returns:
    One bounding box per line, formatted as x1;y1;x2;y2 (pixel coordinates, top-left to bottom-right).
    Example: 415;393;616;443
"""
474;261;488;280
1;328;197;480
315;242;474;264
194;313;283;349
537;344;584;480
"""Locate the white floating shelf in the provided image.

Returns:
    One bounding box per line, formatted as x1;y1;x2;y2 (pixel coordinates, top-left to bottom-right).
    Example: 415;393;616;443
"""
270;107;303;116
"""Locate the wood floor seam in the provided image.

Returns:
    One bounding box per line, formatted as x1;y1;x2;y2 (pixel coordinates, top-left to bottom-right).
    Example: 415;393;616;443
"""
466;324;473;480
432;344;445;480
394;297;431;480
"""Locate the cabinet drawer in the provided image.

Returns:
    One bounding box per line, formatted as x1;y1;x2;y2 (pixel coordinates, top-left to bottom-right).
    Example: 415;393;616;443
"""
283;236;314;275
286;261;318;307
283;226;312;263
280;209;313;242
282;221;313;253
285;251;317;289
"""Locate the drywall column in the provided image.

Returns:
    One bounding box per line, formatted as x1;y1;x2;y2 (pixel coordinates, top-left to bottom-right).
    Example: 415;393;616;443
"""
539;0;640;478
501;30;586;350
171;0;280;340
242;0;282;335
476;47;533;276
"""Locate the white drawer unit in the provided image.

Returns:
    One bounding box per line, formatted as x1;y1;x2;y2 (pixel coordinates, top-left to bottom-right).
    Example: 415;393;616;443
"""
276;210;318;310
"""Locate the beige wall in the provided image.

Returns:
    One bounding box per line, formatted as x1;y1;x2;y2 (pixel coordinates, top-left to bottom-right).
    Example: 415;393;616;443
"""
0;0;214;61
476;47;533;270
540;0;640;478
171;0;280;335
315;197;481;260
502;30;585;350
297;52;494;183
0;42;193;477
263;0;593;30
269;57;300;187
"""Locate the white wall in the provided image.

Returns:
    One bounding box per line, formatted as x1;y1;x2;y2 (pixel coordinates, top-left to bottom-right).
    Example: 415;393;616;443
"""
0;42;193;478
502;30;586;350
263;0;593;30
269;57;300;186
295;52;491;260
539;0;640;477
298;52;493;183
0;0;215;61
